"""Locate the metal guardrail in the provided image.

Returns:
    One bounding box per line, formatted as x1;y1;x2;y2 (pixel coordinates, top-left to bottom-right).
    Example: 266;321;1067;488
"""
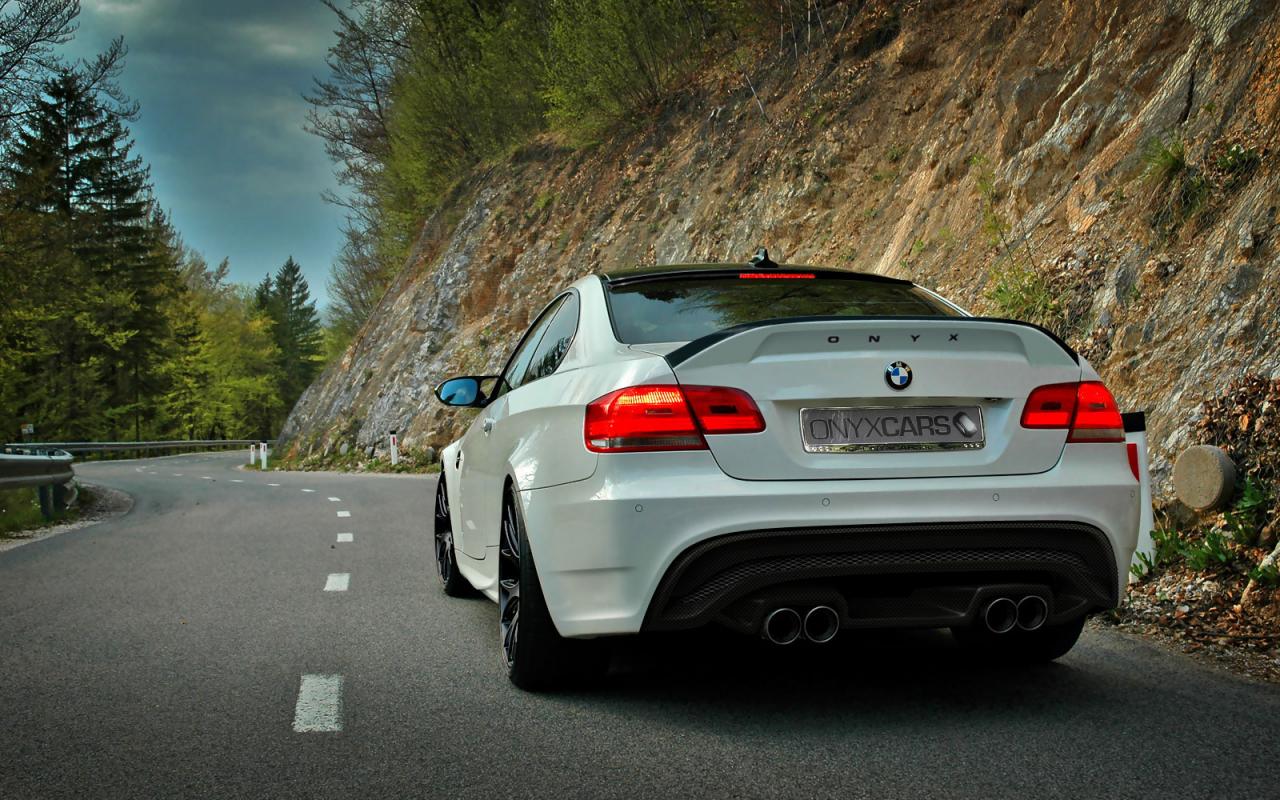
5;439;269;454
0;449;74;491
0;449;75;519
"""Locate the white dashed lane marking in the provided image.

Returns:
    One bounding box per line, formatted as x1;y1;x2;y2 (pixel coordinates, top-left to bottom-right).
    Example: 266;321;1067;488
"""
301;489;316;493
268;483;280;487
230;479;243;483
172;473;182;477
201;476;213;480
327;497;340;502
324;573;350;592
293;675;343;733
336;511;351;518
336;533;353;543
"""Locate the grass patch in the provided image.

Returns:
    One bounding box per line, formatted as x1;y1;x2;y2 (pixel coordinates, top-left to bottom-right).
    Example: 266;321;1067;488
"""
1141;133;1187;185
1141;133;1209;236
0;486;81;537
984;261;1060;327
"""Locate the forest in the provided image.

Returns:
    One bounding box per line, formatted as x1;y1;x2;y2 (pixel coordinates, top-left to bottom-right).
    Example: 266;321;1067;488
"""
308;0;836;345
1;1;325;442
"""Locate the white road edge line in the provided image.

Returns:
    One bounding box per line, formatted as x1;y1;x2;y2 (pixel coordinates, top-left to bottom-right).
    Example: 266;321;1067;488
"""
336;510;351;518
336;533;353;543
293;674;343;733
324;573;350;592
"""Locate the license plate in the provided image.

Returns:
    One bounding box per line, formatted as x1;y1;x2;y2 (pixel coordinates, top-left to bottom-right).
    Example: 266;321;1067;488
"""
800;406;985;453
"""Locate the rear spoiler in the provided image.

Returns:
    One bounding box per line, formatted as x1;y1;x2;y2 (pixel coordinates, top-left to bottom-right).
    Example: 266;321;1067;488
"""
666;315;1080;368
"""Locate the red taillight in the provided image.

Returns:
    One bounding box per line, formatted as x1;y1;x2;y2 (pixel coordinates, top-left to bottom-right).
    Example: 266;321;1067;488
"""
1126;443;1141;481
683;386;766;434
1020;381;1124;443
584;384;765;453
1069;381;1124;442
1020;383;1078;428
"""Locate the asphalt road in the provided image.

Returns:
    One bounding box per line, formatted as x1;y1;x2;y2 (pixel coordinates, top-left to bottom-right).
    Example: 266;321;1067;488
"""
1;451;1277;799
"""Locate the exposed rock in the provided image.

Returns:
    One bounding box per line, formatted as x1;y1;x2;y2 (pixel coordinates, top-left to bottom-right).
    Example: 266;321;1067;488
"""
278;0;1280;511
1237;224;1257;258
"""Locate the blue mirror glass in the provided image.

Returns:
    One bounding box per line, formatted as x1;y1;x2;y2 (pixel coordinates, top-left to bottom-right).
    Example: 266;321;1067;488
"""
436;377;480;407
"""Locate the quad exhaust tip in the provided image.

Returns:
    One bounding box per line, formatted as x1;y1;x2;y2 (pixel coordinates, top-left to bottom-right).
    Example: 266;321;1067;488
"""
983;597;1019;634
983;595;1050;633
1016;595;1048;632
763;606;841;644
803;606;840;644
762;608;802;645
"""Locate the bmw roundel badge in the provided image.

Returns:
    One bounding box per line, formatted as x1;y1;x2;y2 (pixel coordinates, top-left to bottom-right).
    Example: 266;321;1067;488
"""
885;361;912;390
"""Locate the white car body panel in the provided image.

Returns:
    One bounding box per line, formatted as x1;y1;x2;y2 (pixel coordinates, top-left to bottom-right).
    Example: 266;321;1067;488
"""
519;445;1139;636
668;318;1082;481
437;270;1145;639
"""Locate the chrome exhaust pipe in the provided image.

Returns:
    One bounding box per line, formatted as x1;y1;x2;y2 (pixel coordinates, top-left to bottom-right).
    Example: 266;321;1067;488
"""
1016;595;1049;632
982;597;1018;634
762;608;802;645
803;605;840;644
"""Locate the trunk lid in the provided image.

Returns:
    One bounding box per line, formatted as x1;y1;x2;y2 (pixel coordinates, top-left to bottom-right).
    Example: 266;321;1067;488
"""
667;318;1081;481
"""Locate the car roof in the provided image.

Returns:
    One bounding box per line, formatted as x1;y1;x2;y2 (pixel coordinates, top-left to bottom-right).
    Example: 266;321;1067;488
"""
598;262;915;287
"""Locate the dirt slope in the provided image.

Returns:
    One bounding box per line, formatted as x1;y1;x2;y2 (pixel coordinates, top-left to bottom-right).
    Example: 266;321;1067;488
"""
280;0;1280;495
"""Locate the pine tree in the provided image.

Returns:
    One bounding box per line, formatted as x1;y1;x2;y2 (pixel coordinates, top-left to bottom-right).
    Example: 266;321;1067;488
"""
159;284;211;439
253;257;323;433
2;69;180;440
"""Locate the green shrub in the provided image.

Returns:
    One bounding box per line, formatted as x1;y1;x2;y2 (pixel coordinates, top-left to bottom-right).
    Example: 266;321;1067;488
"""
1224;477;1269;545
1217;143;1260;187
1249;561;1280;588
1141;133;1187;185
1182;529;1234;571
544;0;719;141
1140;133;1210;234
985;261;1058;326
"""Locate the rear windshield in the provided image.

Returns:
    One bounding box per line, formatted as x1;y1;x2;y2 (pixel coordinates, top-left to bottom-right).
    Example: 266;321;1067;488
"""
604;274;960;344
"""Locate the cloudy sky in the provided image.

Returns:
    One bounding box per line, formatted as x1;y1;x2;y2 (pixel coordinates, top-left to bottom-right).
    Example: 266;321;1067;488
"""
68;0;346;308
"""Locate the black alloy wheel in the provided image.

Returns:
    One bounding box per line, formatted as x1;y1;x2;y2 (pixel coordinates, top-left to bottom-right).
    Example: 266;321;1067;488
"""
434;477;471;597
499;487;608;690
498;491;522;668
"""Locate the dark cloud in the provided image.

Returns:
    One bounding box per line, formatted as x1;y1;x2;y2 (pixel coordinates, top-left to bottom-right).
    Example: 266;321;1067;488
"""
68;0;345;307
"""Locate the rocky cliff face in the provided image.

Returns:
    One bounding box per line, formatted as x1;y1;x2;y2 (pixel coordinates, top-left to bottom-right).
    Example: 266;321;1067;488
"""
280;0;1280;494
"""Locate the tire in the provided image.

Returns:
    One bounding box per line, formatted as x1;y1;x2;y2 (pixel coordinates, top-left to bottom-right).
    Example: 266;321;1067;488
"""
951;614;1086;663
434;477;472;597
499;488;608;691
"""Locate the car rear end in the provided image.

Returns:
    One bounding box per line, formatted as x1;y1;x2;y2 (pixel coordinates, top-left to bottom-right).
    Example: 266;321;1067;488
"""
519;265;1142;648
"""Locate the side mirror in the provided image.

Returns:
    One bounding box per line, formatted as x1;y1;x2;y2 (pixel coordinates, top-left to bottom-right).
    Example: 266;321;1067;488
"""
434;376;499;408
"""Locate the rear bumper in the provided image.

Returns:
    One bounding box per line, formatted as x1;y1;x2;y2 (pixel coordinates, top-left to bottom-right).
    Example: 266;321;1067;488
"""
517;445;1140;638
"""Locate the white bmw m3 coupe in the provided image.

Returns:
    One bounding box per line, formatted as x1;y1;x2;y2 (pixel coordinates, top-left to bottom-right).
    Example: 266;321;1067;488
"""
432;252;1144;690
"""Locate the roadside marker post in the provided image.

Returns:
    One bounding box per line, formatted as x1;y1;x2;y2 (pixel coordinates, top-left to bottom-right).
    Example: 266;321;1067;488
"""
249;443;256;464
389;430;399;467
260;442;268;470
